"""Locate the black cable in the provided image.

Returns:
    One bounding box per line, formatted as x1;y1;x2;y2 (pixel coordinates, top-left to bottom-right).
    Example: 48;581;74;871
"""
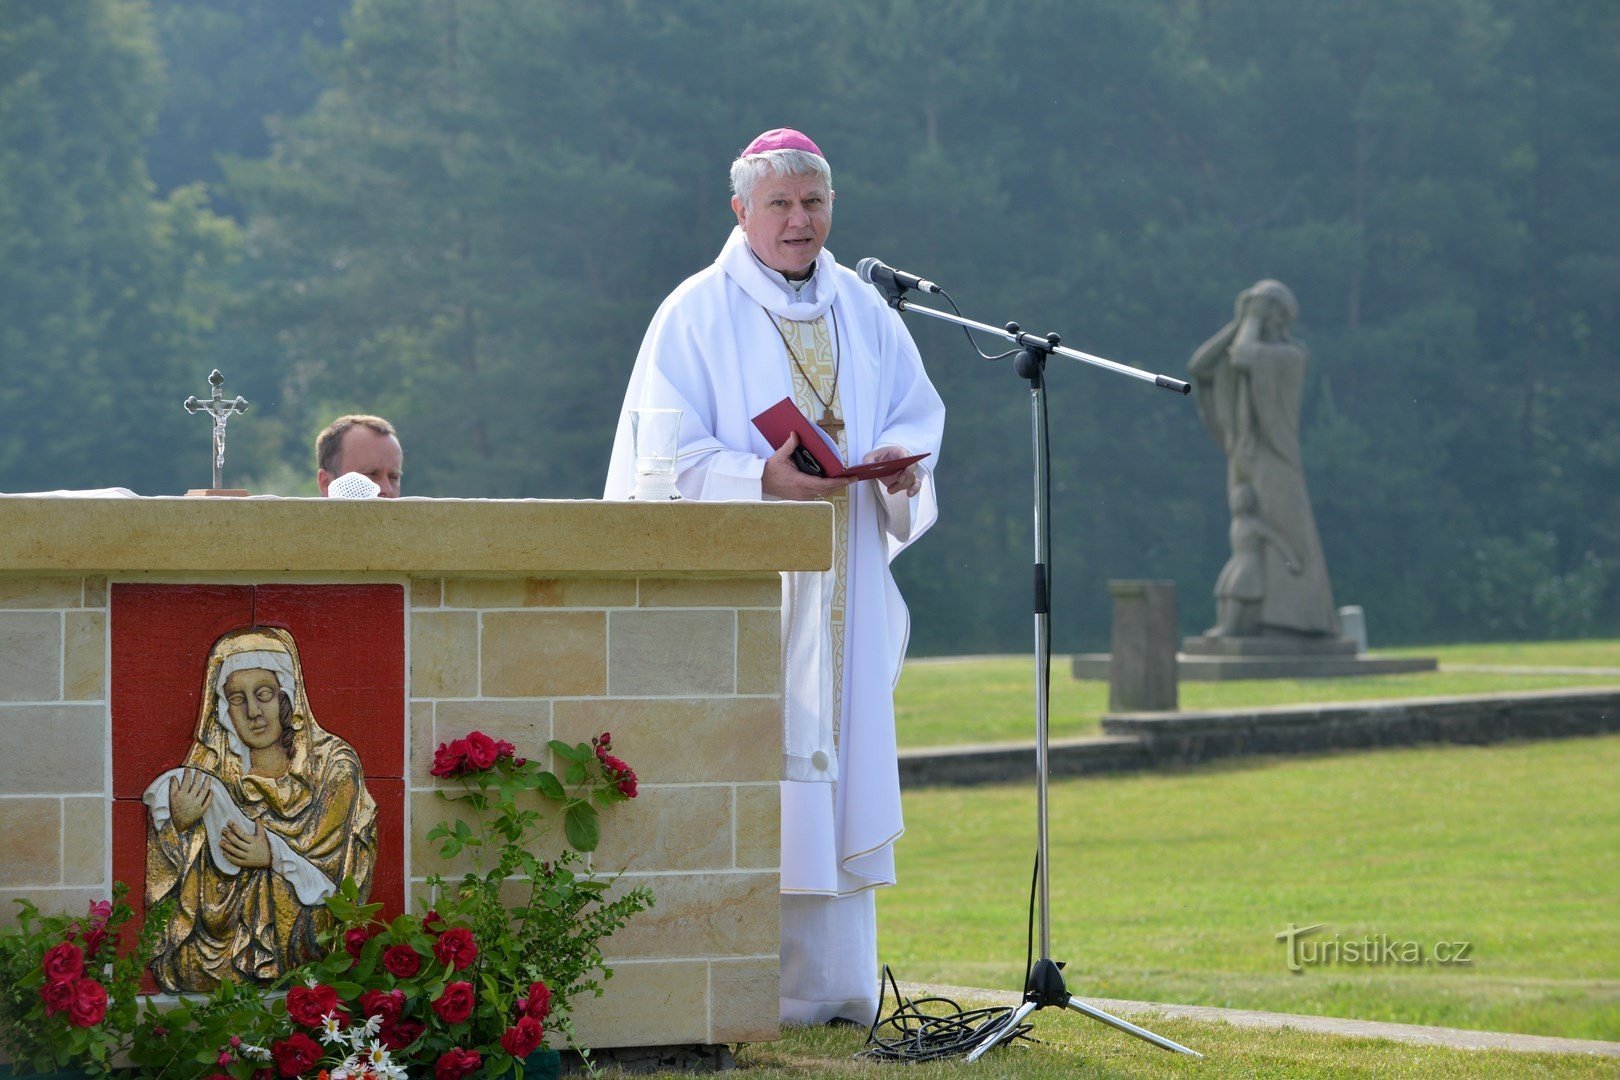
856;965;1035;1063
939;287;1021;361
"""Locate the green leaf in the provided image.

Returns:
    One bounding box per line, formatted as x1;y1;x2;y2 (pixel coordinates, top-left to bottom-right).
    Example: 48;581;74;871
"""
549;739;592;764
536;771;566;799
564;802;600;851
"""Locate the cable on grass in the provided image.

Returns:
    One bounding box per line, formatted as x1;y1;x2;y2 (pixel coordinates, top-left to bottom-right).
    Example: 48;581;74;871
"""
855;965;1035;1063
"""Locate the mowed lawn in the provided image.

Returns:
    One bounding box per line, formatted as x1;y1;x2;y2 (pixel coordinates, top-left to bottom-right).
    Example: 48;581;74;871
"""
894;639;1620;748
880;735;1620;1041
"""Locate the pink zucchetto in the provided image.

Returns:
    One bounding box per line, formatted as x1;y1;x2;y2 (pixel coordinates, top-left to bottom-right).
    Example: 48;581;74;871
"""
739;127;824;160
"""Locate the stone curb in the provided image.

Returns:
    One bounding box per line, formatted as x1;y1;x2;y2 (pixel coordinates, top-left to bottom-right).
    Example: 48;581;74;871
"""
898;685;1620;787
901;982;1620;1057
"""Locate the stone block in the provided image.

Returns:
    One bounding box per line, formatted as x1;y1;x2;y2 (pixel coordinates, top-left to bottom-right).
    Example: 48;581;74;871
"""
593;786;733;873
710;956;781;1043
410;610;478;699
0;612;61;702
602;871;777;960
82;577;106;608
0;798;60;886
409;701;435;783
0;577;81;609
409;577;442;609
433;700;552;771
63;611;105;701
1107;580;1178;712
732;784;779;870
409;789;564;879
481;611;606;697
608;610;734;696
736;610;781;696
0;889;105;929
62;797;104;885
0;706;104;793
444;578;636;609
553;699;778;784
638;576;781;609
566;959;711;1048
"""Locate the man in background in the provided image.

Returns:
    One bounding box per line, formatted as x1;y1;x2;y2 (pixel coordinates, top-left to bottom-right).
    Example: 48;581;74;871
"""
315;415;403;498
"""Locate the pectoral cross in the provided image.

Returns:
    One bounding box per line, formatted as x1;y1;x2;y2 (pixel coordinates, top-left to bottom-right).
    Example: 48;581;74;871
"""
183;369;249;492
817;407;844;438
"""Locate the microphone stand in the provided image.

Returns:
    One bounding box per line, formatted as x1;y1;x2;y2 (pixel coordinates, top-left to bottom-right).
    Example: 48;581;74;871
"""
870;278;1202;1062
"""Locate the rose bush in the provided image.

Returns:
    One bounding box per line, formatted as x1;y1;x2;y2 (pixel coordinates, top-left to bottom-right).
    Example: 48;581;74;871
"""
0;732;653;1078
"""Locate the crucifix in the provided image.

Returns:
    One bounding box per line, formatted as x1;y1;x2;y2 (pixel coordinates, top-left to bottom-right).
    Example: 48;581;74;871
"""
183;369;249;494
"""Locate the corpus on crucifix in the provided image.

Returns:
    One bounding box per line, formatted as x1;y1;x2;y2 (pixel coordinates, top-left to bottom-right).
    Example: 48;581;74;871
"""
183;369;250;496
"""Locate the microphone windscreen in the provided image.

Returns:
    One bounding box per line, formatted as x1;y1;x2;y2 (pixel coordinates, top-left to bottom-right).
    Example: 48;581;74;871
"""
856;257;881;284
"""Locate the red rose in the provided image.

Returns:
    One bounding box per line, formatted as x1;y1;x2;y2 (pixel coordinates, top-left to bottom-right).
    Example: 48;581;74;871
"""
523;980;552;1023
431;738;470;778
359;988;405;1023
464;731;498;770
500;1015;544;1058
42;941;84;983
379;1016;424;1051
41;977;76;1015
271;1032;322;1077
492;738;516;760
286;983;341;1028
601;754;639;798
420;908;447;934
433;927;478;971
345;924;380;959
382;944;422;978
432;980;475;1025
617;769;639;798
67;978;107;1028
435;1047;483;1080
80;926;107;960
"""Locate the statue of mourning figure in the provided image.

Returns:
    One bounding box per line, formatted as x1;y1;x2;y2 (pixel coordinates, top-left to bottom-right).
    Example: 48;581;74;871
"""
141;626;378;992
1186;280;1351;657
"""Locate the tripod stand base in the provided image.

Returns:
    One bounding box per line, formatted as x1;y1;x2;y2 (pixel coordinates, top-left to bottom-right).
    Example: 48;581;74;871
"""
965;959;1202;1062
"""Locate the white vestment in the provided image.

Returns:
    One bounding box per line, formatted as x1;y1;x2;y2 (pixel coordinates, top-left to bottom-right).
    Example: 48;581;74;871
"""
605;228;944;1022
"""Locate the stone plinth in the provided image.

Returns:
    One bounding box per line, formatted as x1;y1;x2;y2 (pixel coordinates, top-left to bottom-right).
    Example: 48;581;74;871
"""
0;496;833;1051
1106;580;1178;712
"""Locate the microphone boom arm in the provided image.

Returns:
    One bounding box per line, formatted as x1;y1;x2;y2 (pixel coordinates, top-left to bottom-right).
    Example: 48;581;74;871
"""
891;294;1190;394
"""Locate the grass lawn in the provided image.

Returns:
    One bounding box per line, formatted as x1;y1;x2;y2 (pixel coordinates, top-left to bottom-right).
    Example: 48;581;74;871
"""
620;1004;1618;1078
895;640;1620;748
879;735;1620;1042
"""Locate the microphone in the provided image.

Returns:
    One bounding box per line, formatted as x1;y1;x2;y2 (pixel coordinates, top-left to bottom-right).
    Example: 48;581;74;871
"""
857;257;943;295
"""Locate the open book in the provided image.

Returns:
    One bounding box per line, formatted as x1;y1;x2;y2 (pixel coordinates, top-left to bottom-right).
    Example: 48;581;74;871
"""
751;397;929;481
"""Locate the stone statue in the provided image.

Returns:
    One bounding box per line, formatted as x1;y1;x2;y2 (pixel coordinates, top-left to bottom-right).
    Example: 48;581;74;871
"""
142;626;378;992
1188;280;1338;640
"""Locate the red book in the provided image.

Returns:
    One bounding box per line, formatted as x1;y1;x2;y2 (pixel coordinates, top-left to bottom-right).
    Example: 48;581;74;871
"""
751;397;929;481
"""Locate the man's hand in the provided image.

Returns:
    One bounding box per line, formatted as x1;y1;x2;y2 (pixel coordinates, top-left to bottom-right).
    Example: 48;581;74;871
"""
865;445;922;497
763;432;854;501
220;820;273;869
168;769;213;831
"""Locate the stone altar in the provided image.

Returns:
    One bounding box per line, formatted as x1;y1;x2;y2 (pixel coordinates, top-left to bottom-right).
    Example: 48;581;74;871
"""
0;495;833;1051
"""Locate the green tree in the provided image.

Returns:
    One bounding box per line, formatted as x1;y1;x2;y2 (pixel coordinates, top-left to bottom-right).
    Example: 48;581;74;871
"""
0;0;240;495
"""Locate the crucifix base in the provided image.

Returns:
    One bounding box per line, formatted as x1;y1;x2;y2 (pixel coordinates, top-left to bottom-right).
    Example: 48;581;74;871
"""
185;488;251;498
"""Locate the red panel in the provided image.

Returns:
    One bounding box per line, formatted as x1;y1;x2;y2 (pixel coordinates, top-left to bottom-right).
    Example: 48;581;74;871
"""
252;585;405;778
367;777;406;924
111;585;254;799
109;798;158;995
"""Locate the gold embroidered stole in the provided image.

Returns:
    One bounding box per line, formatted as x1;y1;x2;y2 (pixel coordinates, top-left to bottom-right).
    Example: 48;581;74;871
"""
780;315;849;748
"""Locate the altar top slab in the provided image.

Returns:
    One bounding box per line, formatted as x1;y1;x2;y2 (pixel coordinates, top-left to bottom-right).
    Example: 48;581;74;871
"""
0;496;833;575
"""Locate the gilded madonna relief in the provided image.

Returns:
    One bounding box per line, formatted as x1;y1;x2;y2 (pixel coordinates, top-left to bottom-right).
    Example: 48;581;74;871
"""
140;626;378;993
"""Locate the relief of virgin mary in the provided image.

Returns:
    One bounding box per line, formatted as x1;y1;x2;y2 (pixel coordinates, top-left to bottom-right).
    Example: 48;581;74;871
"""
142;626;378;992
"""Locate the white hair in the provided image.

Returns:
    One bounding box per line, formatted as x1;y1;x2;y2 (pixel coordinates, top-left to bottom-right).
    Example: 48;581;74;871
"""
730;148;832;208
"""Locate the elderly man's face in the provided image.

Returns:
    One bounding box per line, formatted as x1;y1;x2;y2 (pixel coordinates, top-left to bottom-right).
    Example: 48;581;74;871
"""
731;171;834;280
319;426;403;498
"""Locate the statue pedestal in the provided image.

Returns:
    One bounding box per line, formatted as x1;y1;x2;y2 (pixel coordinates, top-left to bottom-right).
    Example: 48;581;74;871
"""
0;496;833;1050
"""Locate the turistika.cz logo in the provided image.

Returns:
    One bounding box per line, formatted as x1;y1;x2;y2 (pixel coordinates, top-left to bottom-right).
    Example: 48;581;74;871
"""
1275;923;1474;973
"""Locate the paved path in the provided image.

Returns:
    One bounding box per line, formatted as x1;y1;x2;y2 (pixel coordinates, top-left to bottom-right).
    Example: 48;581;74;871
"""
904;982;1620;1057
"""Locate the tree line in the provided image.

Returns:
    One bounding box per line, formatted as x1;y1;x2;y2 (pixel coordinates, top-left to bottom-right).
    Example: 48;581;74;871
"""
2;0;1616;652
